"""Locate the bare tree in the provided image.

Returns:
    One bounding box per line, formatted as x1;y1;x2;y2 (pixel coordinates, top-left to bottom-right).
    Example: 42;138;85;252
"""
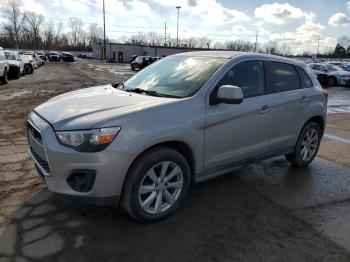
68;17;83;46
1;0;26;49
88;23;103;46
25;11;44;49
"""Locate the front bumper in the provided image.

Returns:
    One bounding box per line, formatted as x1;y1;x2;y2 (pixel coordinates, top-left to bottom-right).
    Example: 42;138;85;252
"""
27;114;136;204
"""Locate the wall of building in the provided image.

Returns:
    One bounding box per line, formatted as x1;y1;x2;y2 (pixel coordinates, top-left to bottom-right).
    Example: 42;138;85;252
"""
92;42;211;63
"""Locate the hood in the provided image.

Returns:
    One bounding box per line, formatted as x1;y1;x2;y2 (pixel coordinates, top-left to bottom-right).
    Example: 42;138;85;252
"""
34;85;175;130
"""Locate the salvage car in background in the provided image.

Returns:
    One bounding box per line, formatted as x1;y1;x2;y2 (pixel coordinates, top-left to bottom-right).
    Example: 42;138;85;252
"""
61;52;75;62
309;63;350;87
0;47;9;85
4;50;25;79
131;56;153;71
21;55;34;74
47;52;60;62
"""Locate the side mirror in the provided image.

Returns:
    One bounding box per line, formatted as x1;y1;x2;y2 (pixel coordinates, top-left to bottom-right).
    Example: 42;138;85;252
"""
214;85;243;105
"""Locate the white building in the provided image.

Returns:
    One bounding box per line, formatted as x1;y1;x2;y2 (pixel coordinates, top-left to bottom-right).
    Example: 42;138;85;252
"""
92;42;213;63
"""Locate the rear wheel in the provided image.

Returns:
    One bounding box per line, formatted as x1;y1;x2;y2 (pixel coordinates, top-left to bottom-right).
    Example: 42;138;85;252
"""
121;147;190;223
1;69;8;84
285;122;321;167
14;67;20;79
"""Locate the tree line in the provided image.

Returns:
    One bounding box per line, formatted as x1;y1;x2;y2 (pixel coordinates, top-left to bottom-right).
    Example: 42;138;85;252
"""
0;0;103;51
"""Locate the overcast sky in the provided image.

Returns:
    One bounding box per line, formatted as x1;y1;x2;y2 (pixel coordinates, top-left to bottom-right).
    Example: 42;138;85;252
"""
13;0;350;53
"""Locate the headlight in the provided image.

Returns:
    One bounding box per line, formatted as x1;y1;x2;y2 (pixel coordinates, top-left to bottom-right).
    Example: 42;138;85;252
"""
56;127;121;152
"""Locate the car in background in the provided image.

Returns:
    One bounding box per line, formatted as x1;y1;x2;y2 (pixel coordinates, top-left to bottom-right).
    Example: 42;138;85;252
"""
131;56;153;71
309;63;350;87
23;53;40;69
4;50;25;79
20;55;34;75
129;55;138;62
47;52;60;62
36;52;46;62
61;52;74;62
0;47;9;85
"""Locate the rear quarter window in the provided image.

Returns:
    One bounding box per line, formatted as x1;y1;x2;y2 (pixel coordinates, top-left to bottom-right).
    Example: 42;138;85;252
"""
296;67;313;88
270;62;301;93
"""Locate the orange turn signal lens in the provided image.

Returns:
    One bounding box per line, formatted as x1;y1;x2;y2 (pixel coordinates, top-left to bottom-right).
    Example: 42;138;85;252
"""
98;134;117;144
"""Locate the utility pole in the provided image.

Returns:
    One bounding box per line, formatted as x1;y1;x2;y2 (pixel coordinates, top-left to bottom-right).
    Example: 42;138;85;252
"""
103;0;106;61
164;22;167;46
316;35;321;57
255;30;259;52
176;6;181;47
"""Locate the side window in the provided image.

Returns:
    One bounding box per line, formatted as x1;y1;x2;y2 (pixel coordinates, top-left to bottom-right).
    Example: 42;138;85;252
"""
270;62;301;92
297;67;313;88
0;51;4;61
217;60;265;98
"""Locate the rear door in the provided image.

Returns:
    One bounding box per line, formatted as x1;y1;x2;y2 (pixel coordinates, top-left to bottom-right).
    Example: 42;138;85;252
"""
266;61;311;151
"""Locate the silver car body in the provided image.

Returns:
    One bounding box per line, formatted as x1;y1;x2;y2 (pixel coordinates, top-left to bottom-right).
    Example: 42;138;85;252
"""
5;50;25;75
309;62;350;85
27;51;327;203
0;47;9;78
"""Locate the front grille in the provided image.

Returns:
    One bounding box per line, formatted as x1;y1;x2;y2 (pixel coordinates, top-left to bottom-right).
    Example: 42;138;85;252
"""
27;122;42;144
30;147;50;173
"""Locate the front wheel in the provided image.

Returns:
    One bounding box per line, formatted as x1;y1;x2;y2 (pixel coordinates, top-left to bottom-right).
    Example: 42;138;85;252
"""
285;122;322;167
1;69;8;84
121;147;190;223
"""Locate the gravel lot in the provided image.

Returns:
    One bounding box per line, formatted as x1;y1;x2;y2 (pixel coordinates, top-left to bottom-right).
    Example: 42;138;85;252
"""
1;60;350;261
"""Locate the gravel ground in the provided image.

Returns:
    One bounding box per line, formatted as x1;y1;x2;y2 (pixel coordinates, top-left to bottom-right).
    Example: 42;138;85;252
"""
0;60;350;261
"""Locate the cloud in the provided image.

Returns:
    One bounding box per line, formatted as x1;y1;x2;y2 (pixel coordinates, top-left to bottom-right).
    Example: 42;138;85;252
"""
347;1;350;10
53;0;90;13
255;3;305;25
154;0;250;25
232;25;252;34
270;12;331;54
328;12;350;26
20;0;46;14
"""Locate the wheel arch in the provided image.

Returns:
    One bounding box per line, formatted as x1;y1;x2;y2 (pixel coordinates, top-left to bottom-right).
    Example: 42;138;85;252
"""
120;140;196;199
304;115;325;135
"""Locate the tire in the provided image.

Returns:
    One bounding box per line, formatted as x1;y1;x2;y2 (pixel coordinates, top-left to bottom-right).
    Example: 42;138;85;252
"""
285;122;322;167
14;67;20;79
121;146;190;223
25;64;33;75
1;69;8;85
327;76;337;87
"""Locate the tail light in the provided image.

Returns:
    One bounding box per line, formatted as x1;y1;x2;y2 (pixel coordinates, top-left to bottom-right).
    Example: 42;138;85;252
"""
323;89;328;103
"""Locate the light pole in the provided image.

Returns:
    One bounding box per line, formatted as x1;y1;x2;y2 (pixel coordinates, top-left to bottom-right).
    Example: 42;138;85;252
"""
176;6;181;47
103;0;106;61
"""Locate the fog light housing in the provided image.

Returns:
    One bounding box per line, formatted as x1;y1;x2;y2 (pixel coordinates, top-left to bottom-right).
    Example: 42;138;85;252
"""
67;170;96;192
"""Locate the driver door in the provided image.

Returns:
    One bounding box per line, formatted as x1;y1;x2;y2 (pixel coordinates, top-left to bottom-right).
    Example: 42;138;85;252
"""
204;60;273;170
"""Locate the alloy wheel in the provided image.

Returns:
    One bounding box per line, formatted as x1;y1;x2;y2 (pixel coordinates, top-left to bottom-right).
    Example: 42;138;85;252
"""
300;128;319;162
138;161;183;214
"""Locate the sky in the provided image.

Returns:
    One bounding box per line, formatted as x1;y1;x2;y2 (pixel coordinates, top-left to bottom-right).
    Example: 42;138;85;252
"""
12;0;350;54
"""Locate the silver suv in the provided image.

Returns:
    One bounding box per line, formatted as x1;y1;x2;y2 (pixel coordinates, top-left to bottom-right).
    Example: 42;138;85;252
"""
27;51;328;222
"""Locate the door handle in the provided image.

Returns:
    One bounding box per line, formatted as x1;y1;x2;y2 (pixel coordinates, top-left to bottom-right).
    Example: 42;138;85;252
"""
259;105;271;114
300;96;310;103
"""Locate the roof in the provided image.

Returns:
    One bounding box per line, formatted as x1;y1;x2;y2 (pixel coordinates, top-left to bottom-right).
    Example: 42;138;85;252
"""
172;50;301;64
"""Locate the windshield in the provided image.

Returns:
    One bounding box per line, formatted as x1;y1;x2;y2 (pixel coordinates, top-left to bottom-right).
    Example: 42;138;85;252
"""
325;64;344;72
123;56;227;98
5;53;16;60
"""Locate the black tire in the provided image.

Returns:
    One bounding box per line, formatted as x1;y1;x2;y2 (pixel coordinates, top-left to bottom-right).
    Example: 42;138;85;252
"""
285;122;322;167
121;146;190;223
327;76;337;87
1;69;8;84
25;64;33;75
14;67;20;79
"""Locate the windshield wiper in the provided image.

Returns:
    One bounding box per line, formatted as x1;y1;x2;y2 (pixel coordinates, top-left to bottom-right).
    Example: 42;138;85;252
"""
111;81;125;90
125;88;166;97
